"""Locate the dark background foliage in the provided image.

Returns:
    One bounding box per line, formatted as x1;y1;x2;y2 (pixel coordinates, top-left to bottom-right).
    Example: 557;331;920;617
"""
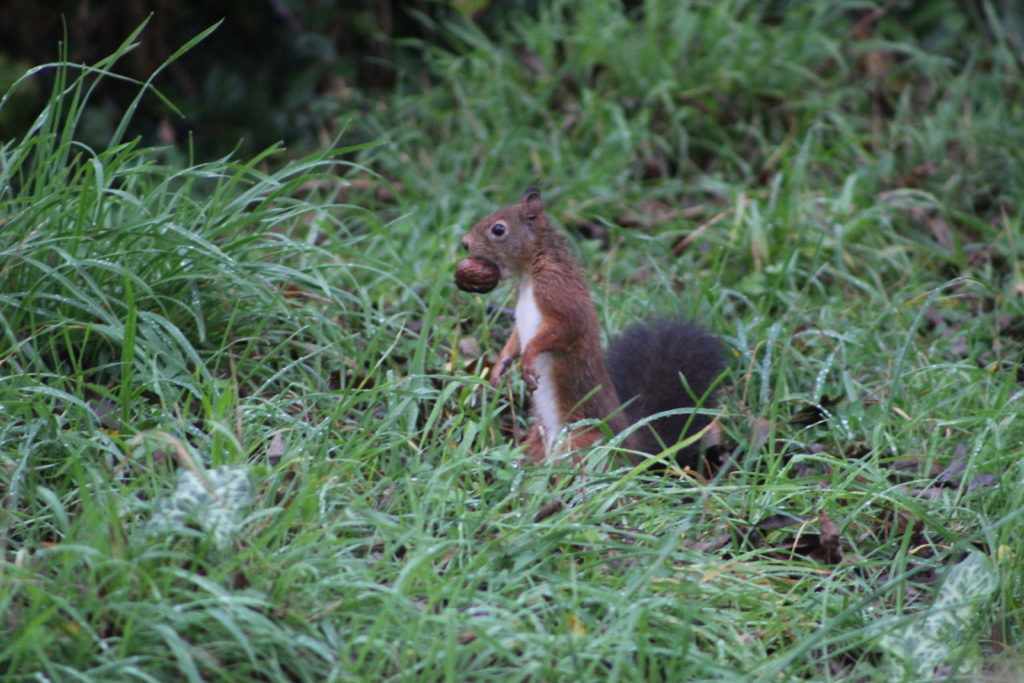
0;0;537;156
1;0;1017;161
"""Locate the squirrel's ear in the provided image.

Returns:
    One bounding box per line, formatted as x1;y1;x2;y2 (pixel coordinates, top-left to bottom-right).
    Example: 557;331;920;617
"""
521;187;543;220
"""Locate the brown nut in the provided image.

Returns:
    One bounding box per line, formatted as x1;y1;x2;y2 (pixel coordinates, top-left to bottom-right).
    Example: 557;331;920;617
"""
455;257;500;293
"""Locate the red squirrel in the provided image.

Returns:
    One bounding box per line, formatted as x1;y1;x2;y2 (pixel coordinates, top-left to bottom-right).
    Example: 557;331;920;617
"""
459;188;724;467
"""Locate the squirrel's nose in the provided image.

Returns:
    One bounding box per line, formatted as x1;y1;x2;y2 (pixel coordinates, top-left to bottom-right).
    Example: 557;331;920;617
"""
461;238;470;252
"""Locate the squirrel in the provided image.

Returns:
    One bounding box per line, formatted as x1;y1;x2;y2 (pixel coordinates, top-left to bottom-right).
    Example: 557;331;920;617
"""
459;187;724;468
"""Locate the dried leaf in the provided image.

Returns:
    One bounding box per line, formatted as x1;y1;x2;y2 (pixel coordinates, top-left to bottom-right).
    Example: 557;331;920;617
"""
750;417;772;445
567;612;587;637
534;499;564;522
789;395;842;426
928;216;955;251
458;336;481;357
689;533;732;553
515;47;547;76
936;456;968;484
812;510;843;565
756;513;806;532
266;433;286;467
968;473;998;490
890;456;944;480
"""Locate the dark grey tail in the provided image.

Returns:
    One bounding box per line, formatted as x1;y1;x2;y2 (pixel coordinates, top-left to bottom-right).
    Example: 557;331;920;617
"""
606;318;725;467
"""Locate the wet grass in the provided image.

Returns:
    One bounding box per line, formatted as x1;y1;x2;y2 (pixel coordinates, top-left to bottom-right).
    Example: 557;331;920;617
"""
2;2;1023;680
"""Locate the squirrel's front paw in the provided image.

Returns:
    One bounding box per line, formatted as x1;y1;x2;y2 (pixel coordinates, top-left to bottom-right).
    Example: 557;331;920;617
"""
489;356;512;387
522;365;540;392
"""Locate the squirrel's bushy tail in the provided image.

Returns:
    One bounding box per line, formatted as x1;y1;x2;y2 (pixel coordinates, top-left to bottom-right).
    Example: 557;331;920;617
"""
606;318;725;466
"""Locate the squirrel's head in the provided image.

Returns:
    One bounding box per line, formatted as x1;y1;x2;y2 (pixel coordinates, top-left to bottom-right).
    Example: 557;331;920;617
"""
461;188;545;280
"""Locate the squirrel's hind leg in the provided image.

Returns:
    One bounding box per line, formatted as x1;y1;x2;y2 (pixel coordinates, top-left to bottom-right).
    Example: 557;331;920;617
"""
520;425;607;466
521;425;547;464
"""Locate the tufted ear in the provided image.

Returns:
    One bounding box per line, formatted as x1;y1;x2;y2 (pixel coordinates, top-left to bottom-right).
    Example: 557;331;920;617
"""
521;186;543;221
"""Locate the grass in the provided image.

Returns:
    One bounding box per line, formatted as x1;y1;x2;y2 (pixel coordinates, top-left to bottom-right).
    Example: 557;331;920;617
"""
2;1;1024;680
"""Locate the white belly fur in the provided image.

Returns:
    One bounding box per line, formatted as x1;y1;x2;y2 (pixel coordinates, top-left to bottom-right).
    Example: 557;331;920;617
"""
516;278;561;450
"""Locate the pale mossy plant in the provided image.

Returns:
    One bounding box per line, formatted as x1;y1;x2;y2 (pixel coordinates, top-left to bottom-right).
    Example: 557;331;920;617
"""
143;465;254;550
138;429;256;551
878;551;999;680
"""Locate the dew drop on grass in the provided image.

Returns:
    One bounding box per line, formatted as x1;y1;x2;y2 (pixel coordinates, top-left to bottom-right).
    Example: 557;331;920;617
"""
174;245;194;271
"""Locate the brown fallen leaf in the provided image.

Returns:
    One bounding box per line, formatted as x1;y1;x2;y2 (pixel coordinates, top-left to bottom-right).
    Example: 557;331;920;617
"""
266;432;286;467
811;510;843;565
534;499;564;522
688;533;732;553
458;336;481;357
789;395;843;426
757;513;806;532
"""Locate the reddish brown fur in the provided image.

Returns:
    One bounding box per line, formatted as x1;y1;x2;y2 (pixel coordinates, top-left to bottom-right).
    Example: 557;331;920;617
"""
461;189;635;463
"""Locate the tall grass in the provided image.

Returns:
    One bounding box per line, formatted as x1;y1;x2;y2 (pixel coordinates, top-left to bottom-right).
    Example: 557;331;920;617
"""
3;1;1023;680
0;23;413;681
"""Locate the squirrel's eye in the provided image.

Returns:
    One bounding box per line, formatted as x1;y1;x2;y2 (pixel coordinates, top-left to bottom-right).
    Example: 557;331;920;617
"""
490;222;507;237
